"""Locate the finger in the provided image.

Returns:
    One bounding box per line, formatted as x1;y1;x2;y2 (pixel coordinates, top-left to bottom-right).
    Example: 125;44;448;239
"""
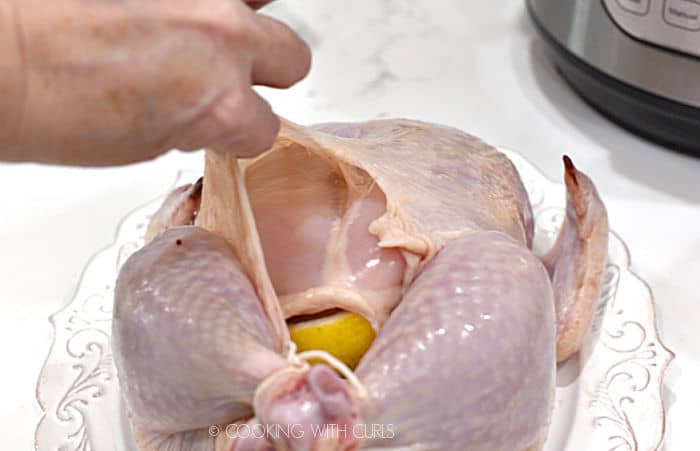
250;14;311;88
169;86;279;157
199;87;279;158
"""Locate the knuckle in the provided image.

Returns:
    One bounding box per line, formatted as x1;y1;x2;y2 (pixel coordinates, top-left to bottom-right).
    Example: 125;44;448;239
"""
210;91;249;131
207;90;278;156
225;19;258;47
192;2;258;47
232;114;278;157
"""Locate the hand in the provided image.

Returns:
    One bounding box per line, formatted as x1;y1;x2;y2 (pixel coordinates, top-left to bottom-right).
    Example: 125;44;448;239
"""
2;0;310;166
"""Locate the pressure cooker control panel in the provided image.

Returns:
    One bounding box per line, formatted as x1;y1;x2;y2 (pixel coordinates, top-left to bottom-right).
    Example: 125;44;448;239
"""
603;0;700;57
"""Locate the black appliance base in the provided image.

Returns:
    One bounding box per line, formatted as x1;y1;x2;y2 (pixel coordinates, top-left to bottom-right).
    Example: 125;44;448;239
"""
528;6;700;157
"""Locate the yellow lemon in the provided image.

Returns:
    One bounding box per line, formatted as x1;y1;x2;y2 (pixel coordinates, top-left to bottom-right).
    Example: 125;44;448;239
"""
288;310;376;370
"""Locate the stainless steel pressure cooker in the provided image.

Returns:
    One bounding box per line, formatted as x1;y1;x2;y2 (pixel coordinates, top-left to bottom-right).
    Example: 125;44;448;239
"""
528;0;700;154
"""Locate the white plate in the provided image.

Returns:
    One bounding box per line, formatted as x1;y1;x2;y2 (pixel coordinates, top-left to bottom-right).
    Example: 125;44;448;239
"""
34;150;674;451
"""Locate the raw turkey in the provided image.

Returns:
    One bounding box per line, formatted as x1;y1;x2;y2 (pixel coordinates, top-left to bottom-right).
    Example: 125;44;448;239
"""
113;118;608;451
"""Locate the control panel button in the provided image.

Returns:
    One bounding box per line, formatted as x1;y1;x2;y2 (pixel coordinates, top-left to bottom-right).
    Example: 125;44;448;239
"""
664;0;700;30
604;0;700;57
616;0;651;15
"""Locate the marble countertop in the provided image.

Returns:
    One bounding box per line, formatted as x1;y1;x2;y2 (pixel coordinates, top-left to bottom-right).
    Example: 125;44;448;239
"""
0;0;697;449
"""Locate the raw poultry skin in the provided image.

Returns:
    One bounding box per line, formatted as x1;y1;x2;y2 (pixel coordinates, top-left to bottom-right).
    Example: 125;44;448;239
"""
113;119;608;451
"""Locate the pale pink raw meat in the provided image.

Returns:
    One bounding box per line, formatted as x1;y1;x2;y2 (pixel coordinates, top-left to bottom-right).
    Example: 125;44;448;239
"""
112;118;608;451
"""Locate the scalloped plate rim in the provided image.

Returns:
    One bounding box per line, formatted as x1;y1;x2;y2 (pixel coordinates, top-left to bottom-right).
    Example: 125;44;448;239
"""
33;151;675;451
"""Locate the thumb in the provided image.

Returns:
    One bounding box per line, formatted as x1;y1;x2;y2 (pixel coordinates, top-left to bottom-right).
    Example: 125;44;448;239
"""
172;87;280;158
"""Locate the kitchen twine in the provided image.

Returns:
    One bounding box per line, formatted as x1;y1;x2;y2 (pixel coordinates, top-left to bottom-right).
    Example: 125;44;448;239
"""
295;349;368;400
252;341;368;414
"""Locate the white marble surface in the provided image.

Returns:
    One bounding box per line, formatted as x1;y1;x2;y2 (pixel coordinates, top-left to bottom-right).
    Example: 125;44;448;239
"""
0;0;696;449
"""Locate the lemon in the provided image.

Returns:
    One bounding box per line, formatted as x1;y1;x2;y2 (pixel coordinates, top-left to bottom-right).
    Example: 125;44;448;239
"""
288;310;376;370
